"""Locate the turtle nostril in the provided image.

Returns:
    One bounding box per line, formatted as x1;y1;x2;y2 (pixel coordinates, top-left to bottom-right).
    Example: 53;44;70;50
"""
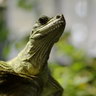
56;15;61;19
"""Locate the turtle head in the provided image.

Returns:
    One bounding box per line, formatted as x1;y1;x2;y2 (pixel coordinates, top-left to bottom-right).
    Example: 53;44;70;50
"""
30;14;66;43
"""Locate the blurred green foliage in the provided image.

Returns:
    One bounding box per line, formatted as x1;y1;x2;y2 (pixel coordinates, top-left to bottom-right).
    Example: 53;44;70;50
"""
0;7;10;60
49;32;96;96
17;0;33;10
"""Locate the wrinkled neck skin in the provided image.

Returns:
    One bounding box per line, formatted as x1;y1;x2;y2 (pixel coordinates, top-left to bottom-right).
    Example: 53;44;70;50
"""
20;36;54;69
8;34;54;76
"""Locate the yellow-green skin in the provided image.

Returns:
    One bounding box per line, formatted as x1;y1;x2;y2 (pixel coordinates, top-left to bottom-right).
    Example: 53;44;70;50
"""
0;15;66;96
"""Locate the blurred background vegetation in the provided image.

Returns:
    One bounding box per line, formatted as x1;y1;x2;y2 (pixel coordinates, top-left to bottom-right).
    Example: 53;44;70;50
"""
0;0;96;96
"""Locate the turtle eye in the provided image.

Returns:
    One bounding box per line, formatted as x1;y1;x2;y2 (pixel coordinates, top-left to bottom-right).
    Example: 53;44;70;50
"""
38;16;49;25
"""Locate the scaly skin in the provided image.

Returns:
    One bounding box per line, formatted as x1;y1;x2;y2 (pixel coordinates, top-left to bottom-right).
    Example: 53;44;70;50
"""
0;14;66;96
